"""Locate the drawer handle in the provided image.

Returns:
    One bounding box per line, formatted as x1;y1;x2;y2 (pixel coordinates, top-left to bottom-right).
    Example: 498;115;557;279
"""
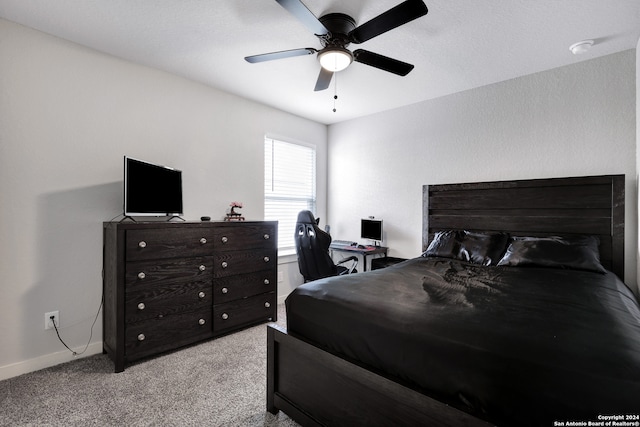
200;237;207;245
198;291;206;299
199;318;206;325
137;334;145;341
263;234;270;240
137;302;145;310
263;256;270;263
221;261;228;269
265;302;271;308
221;313;229;320
221;287;228;294
138;241;147;248
221;236;228;244
137;272;146;280
264;279;270;285
199;264;206;272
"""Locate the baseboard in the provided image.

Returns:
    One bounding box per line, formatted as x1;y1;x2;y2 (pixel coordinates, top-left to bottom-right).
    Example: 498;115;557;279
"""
0;341;103;381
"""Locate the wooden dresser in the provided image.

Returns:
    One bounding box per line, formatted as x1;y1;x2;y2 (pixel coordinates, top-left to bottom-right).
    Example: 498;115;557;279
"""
102;221;277;372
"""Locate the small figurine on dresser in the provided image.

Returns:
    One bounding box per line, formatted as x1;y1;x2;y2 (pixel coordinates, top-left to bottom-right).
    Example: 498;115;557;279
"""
225;201;245;221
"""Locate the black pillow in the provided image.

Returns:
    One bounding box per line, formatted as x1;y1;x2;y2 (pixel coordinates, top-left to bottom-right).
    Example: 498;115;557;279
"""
497;235;606;274
423;230;509;266
458;231;509;266
423;230;460;259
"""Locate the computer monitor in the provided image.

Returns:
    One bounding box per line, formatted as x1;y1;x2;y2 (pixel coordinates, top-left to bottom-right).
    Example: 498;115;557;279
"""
361;218;383;243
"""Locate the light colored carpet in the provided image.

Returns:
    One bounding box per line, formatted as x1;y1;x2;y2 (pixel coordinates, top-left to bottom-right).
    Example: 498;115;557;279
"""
0;304;298;427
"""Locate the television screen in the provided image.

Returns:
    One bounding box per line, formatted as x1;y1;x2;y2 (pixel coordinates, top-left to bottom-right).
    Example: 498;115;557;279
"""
361;218;383;241
124;156;183;216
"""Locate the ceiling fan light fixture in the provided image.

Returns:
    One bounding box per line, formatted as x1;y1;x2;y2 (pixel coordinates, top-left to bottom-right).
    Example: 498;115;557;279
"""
318;47;353;72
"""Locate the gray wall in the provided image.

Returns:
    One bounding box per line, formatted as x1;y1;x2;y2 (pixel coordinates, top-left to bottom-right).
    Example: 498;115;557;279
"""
0;18;325;379
637;38;640;295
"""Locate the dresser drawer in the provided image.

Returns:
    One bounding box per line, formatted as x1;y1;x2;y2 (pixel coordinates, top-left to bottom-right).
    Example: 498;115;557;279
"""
213;292;276;334
213;223;277;252
126;228;215;261
125;257;213;286
213;249;276;278
213;270;276;304
125;281;212;323
125;308;212;360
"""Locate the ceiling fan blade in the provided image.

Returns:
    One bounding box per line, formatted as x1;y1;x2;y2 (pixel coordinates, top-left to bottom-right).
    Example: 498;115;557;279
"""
245;47;316;63
314;67;334;91
275;0;330;36
349;0;428;44
353;49;414;76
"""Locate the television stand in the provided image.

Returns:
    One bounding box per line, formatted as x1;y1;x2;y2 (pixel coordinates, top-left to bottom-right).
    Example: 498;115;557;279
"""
115;215;186;223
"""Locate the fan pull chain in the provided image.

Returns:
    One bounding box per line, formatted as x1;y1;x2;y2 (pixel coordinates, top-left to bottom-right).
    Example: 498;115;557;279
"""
333;73;338;113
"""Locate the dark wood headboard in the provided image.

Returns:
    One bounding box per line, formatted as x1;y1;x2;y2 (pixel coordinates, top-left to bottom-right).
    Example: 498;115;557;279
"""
423;175;625;279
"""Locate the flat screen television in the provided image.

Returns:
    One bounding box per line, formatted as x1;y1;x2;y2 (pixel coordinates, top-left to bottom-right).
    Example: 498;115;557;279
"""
361;218;383;242
124;156;183;216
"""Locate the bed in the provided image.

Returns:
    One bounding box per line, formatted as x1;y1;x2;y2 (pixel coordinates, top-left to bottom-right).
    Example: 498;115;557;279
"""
267;175;640;426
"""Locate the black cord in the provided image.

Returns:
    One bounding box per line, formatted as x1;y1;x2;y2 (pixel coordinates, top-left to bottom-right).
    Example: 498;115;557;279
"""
108;212;124;222
51;316;76;354
51;295;103;356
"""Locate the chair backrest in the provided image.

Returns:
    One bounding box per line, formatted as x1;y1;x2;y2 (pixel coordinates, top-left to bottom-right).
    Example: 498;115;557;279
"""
294;210;337;282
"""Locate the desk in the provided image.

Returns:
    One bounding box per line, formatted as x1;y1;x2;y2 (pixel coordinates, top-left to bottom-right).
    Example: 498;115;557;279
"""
329;245;388;272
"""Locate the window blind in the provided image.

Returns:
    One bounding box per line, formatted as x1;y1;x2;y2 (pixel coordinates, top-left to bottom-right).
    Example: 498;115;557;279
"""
264;137;316;252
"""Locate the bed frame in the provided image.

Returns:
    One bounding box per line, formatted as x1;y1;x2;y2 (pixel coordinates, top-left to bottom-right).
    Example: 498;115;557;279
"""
267;175;625;426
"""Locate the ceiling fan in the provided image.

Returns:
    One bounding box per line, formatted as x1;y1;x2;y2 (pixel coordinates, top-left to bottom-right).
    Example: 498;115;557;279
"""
244;0;429;91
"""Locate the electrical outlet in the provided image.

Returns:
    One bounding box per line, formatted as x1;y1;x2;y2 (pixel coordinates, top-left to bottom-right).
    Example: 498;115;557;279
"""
278;271;284;283
45;311;59;330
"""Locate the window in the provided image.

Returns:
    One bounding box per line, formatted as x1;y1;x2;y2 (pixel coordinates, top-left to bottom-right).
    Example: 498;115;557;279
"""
264;137;316;253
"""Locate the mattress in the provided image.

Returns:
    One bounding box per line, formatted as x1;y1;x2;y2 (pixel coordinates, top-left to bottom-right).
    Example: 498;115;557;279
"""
285;257;640;426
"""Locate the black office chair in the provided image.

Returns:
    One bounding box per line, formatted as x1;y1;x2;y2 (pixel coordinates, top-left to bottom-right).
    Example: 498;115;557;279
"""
295;210;358;282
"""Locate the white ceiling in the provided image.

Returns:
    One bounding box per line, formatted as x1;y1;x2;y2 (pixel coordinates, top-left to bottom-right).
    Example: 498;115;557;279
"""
1;0;639;125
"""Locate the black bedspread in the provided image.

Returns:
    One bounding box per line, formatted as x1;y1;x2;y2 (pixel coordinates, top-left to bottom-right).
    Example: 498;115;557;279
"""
285;257;640;426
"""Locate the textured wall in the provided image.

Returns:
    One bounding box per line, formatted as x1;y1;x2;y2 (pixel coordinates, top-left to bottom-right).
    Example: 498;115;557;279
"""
637;38;640;296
